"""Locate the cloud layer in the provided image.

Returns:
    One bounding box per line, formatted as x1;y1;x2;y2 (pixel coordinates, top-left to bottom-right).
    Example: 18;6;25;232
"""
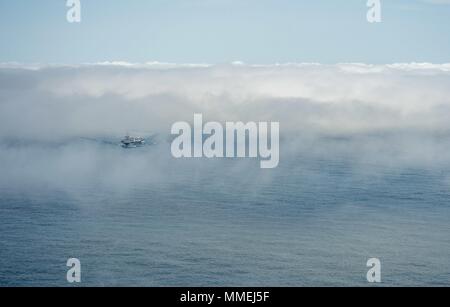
1;62;450;185
1;62;450;140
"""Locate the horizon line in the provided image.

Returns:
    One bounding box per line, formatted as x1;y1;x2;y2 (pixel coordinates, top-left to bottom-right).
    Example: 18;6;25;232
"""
1;61;450;70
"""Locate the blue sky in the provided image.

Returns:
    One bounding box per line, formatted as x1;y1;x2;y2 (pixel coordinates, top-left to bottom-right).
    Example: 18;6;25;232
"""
0;0;449;64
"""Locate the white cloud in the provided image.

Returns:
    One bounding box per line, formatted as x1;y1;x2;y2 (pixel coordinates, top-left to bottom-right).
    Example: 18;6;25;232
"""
1;62;450;139
1;62;450;191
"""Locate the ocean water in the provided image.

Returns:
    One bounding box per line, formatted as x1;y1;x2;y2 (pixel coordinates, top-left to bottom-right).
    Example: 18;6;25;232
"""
0;136;450;287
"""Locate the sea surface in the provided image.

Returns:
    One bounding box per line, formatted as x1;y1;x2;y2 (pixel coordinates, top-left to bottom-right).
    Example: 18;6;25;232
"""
0;136;450;286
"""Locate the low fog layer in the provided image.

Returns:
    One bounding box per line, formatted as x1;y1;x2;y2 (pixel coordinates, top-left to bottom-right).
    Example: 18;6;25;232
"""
1;62;450;139
1;63;450;193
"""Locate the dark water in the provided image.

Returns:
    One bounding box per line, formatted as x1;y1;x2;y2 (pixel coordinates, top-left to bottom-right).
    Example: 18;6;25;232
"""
0;138;450;286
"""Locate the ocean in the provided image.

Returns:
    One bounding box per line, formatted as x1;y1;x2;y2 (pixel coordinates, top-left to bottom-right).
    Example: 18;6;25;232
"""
1;135;449;286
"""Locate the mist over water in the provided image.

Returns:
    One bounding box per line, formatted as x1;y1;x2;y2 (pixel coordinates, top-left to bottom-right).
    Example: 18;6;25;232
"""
1;64;450;286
